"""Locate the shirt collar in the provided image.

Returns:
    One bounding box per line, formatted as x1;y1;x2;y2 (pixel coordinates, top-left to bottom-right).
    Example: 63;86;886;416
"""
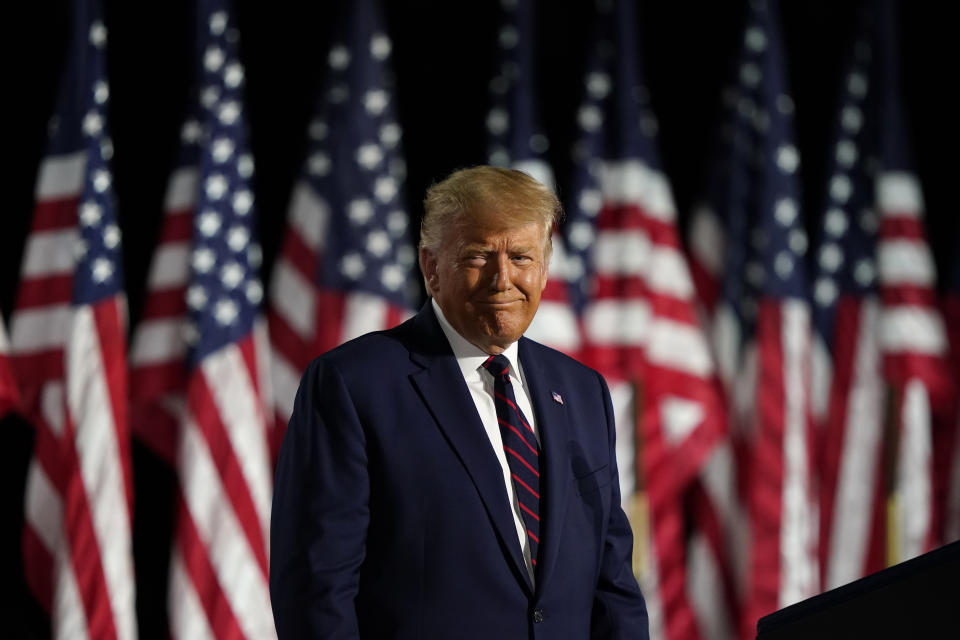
432;298;521;380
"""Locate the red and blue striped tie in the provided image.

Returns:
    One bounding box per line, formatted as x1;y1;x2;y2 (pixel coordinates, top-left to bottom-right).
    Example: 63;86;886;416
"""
483;354;540;571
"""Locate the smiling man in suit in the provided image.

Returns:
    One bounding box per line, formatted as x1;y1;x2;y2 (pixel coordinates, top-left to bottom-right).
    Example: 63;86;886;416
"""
270;166;649;639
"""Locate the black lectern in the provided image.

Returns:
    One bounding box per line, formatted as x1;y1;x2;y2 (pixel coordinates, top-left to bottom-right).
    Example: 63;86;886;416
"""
756;540;960;639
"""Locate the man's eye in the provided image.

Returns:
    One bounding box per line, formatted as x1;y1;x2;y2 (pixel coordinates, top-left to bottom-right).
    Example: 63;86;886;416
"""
512;255;533;264
464;255;486;266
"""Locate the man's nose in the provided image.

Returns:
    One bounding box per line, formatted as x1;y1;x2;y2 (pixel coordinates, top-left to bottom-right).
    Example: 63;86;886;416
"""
490;253;512;290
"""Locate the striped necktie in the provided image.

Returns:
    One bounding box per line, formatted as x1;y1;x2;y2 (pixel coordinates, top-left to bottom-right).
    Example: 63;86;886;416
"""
482;354;540;571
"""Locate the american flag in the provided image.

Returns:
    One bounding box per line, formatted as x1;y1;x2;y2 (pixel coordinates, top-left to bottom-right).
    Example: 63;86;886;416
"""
944;255;960;543
0;317;18;416
128;1;276;637
485;0;580;354
567;1;727;639
688;0;818;633
267;0;416;451
867;0;953;565
8;1;137;637
810;0;929;589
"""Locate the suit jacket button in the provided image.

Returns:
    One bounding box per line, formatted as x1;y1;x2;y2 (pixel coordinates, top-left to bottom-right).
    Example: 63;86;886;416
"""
533;608;544;623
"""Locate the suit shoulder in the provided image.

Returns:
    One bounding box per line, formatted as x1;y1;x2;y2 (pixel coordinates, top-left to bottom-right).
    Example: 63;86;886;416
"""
520;337;606;384
304;316;416;377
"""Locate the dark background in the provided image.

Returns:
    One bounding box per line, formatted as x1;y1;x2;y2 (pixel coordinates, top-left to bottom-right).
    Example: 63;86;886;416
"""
2;1;957;637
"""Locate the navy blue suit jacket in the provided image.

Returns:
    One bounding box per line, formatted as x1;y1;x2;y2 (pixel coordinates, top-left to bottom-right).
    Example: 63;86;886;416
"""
270;303;648;639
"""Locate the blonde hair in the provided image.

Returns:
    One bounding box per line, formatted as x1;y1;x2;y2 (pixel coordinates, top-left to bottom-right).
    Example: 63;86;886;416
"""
420;166;562;260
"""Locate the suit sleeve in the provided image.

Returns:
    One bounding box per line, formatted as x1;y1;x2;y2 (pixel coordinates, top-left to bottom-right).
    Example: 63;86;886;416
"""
591;372;651;640
270;358;369;639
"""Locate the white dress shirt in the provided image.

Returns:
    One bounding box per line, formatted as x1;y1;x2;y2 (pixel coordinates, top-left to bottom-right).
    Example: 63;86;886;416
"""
431;298;540;583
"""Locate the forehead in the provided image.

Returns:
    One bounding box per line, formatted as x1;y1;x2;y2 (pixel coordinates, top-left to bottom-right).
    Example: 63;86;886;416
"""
451;218;544;249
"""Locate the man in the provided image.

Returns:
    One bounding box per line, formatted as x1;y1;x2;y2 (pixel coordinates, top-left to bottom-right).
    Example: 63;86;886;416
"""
270;166;649;639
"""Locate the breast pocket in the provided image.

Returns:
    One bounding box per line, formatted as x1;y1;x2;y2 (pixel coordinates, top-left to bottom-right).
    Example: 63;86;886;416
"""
575;464;610;496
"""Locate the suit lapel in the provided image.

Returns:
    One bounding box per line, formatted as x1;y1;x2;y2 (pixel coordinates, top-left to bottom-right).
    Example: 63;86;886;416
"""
407;305;533;592
518;338;571;596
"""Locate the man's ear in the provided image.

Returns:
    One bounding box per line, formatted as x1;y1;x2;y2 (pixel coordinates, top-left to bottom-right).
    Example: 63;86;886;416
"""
419;246;438;294
539;246;550;292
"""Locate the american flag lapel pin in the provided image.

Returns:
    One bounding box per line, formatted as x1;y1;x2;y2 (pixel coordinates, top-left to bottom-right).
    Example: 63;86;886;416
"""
551;391;564;405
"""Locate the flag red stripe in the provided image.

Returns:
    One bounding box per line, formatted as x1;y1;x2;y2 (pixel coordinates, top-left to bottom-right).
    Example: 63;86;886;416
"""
279;232;319;282
267;309;314;371
130;402;179;464
139;287;188;320
879;216;926;240
176;496;246;639
10;350;65;409
159;210;195;242
880;284;938;307
22;523;54;612
313;289;349;357
747;301;787;628
188;371;269;577
15;276;74;309
93;299;135;511
30;196;81;231
62;412;120;640
130;360;186;403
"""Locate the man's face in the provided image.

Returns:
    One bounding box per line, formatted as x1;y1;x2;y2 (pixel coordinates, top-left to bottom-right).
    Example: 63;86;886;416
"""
420;217;549;355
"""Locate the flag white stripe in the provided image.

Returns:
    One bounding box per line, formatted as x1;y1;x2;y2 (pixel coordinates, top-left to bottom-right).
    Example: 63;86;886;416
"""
270;355;301;426
810;336;833;423
647;320;714;378
711;304;742;397
22;229;79;278
130;318;187;365
201;345;273;529
638;516;667;640
661;396;705;444
647;246;695;299
288;182;330;252
11;305;72;352
877;172;923;214
36;152;86;199
688;207;725;279
178;421;277;640
150;244;192;289
164;168;199;212
169;552;216;640
584;299;651;346
525;302;580;352
597;160;677;220
945;412;960;543
42;381;67;437
826;300;883;588
593;230;651;276
512;159;555;191
66;307;137;640
270;259;316;339
688;533;736;640
52;542;91;640
341;293;389;343
609;381;636;499
877;240;936;285
880;307;948;354
779;301;818;607
700;444;750;593
893;378;932;562
0;318;10;352
253;318;275;442
24;461;64;554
